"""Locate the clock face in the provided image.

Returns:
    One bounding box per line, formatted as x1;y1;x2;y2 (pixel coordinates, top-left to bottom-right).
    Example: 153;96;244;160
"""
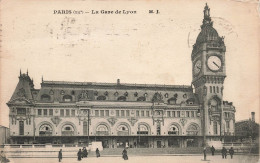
207;56;222;71
194;60;202;75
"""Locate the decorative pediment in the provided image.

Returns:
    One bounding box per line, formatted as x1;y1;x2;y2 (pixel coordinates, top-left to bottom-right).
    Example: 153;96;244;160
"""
127;117;138;126
107;117;117;126
51;116;62;126
179;118;187;126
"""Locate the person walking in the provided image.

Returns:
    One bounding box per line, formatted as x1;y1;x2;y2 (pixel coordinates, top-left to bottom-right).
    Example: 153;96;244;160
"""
122;148;128;160
221;147;227;159
203;147;207;161
83;147;88;158
229;147;234;159
58;149;62;162
96;148;100;158
210;146;215;156
77;149;82;161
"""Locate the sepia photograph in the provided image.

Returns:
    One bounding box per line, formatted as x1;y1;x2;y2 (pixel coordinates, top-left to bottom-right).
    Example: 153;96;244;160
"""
0;0;259;162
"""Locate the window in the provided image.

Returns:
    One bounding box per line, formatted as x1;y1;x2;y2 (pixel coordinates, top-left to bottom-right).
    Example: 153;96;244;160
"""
44;109;47;116
217;86;219;93
213;121;218;134
17;108;26;115
100;110;104;116
172;111;176;117
168;125;179;135
105;110;109;116
226;121;230;129
213;86;215;93
186;111;190;117
187;124;199;135
146;111;150;117
136;110;140;117
210;86;212;93
177;111;180;117
38;109;42;116
141;111;144;117
137;124;149;135
156;123;161;135
121;110;125;117
39;124;53;136
95;110;99;116
60;109;64;116
71;110;75;116
116;110;119;116
167;111;171;117
168;98;177;105
19;121;24;136
49;109;53;116
66;109;70;116
191;111;194;117
126;110;130;117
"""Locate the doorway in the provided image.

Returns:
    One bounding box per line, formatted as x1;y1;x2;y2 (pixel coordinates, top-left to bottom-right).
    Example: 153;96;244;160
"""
157;141;161;148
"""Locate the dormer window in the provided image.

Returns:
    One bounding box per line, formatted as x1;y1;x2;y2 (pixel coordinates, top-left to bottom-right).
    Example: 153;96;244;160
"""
164;93;168;98
41;94;51;102
63;95;72;102
168;97;177;105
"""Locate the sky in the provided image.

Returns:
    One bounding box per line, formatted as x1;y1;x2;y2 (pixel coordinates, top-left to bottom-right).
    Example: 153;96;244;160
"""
0;0;259;127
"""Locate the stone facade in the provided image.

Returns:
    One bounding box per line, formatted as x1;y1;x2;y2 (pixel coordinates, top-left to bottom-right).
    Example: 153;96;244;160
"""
7;4;235;148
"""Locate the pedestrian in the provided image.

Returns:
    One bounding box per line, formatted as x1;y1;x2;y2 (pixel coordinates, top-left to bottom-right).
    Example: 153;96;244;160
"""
221;147;227;159
58;149;62;162
229;147;234;159
203;147;207;161
0;151;10;163
211;146;215;156
77;149;82;161
96;148;100;158
122;148;128;160
82;147;88;158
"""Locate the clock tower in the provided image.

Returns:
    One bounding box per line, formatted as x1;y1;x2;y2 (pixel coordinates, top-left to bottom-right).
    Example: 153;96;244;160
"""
191;4;226;144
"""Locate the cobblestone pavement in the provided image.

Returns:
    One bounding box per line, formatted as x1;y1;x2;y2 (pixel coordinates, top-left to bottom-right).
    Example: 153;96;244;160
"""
7;155;259;163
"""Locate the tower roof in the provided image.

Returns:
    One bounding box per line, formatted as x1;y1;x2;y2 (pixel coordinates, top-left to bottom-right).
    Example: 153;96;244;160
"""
194;3;223;46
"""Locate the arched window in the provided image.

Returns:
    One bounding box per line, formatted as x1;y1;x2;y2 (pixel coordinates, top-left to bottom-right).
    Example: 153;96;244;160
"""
96;124;109;136
61;124;75;136
118;96;126;101
210;99;218;111
97;95;106;101
210;86;212;93
63;95;72;102
186;124;199;135
39;124;53;136
213;86;215;93
41;94;51;102
217;86;219;93
137;96;146;101
137;124;149;135
117;124;129;136
168;124;179;135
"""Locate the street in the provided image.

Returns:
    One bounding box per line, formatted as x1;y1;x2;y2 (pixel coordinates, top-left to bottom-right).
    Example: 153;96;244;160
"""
7;155;259;163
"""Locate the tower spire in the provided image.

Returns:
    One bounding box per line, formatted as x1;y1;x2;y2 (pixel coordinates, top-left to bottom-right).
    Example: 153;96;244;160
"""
20;69;22;76
42;75;43;82
202;3;213;28
27;69;28;76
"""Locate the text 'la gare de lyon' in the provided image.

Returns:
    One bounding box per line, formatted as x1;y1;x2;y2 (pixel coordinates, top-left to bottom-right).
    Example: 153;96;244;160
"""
53;10;137;15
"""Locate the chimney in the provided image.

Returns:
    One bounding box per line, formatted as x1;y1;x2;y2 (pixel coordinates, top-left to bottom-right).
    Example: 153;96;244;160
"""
251;112;255;122
117;79;120;85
